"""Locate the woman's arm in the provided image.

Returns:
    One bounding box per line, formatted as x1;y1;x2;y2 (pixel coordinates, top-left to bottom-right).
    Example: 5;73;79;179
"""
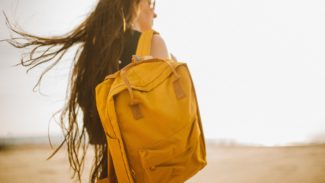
151;34;170;60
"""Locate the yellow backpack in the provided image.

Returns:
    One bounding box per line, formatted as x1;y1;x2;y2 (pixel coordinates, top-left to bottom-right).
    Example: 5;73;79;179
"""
95;30;207;183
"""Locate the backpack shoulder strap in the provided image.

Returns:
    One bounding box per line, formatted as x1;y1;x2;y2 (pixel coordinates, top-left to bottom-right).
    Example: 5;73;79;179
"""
135;29;159;57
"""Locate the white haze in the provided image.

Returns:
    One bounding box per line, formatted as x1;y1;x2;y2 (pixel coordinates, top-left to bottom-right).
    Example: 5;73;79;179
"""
0;0;325;146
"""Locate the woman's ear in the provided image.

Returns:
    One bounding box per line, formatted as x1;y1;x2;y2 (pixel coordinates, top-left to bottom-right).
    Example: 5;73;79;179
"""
131;3;141;28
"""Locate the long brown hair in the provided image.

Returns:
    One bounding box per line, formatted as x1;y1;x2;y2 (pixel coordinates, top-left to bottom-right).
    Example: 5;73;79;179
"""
3;0;141;182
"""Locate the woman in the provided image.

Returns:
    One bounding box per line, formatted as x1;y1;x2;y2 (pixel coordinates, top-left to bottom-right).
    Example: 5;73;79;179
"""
5;0;171;182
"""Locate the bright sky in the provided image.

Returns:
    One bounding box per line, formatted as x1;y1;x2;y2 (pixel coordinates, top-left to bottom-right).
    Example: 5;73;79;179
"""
0;0;325;146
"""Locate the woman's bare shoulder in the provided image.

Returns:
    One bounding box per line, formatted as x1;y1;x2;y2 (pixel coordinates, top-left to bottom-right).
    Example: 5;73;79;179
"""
151;34;170;60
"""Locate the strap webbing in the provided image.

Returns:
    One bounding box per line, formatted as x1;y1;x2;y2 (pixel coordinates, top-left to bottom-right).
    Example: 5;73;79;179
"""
135;29;158;56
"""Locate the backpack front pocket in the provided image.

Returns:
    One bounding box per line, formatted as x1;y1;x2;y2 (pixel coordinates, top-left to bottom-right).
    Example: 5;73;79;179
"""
138;117;202;183
139;144;193;183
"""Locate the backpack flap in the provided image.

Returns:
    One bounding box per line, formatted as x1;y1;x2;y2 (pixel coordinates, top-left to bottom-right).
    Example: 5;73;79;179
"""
109;60;184;92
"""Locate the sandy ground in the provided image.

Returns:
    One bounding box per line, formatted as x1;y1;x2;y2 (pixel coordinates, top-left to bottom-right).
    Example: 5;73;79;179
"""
0;143;325;183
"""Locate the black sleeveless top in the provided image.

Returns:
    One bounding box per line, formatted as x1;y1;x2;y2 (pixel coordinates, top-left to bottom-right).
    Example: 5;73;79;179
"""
118;29;141;70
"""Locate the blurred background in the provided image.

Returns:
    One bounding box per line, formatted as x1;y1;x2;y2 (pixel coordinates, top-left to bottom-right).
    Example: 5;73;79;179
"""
0;0;325;183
